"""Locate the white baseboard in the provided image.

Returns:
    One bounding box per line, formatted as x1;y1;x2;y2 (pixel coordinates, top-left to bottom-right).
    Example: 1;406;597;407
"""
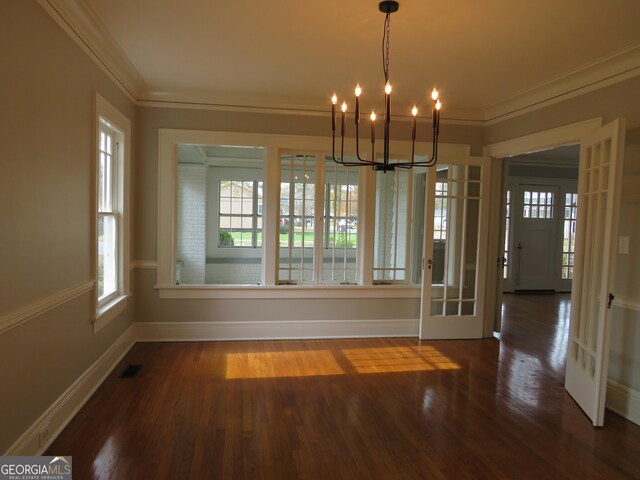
606;379;640;426
134;318;419;342
5;325;135;456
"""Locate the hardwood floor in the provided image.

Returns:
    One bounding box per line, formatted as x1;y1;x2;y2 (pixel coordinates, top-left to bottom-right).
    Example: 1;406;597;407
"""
47;294;640;479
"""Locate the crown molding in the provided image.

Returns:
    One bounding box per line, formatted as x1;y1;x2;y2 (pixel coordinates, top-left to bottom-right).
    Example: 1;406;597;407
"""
39;1;640;126
483;42;640;125
37;0;145;101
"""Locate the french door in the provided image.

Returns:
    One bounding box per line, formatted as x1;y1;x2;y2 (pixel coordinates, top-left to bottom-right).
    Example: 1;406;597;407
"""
565;119;626;426
419;157;492;339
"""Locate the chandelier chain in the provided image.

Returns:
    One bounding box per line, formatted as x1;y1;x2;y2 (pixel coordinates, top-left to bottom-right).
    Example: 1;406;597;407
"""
382;12;391;82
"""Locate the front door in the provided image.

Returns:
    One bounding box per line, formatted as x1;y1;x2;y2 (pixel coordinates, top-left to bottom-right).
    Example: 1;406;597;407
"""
419;157;492;339
514;184;560;290
565;119;626;426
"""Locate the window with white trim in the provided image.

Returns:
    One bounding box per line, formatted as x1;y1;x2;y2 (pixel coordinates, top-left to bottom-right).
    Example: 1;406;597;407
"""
278;154;317;283
157;130;467;293
97;122;118;302
277;154;361;285
523;190;554;219
176;144;265;285
94;94;130;332
218;180;263;248
323;157;359;284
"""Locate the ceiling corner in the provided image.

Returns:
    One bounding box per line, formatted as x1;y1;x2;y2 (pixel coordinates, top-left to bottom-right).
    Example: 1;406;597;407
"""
37;0;147;101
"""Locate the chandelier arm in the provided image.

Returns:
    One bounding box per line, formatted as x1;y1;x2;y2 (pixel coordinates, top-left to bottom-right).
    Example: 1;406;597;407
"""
410;136;415;167
331;126;344;165
355;123;369;163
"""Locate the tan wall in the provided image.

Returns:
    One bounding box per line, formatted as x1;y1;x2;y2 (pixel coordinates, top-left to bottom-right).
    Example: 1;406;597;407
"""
609;128;640;391
0;1;135;452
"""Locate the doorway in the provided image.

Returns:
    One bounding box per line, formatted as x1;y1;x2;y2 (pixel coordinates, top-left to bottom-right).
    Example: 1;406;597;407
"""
501;147;579;295
485;118;627;426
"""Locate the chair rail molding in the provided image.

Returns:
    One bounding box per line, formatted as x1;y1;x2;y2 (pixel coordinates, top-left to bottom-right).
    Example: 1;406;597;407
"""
0;280;94;335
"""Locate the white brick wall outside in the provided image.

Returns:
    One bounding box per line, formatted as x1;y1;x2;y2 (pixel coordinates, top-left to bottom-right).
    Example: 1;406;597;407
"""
177;164;207;284
205;262;262;284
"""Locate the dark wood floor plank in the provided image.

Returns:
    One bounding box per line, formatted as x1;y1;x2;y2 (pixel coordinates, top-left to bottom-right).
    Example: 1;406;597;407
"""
46;293;640;479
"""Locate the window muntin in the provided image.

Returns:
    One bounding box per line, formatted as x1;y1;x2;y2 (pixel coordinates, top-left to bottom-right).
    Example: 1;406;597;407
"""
374;168;411;282
278;154;317;283
218;180;263;248
97;123;118;302
322;158;359;284
434;181;448;241
161;131;454;291
562;193;578;279
523;190;554;219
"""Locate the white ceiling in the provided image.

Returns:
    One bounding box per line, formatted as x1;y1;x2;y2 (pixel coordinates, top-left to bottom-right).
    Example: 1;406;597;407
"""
46;0;640;122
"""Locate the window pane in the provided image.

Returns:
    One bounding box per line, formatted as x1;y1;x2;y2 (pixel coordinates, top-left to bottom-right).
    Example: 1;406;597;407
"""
177;144;264;284
323;158;359;283
279;154;316;283
98;130;115;213
374;167;409;281
97;121;119;304
562;192;578;279
98;214;117;300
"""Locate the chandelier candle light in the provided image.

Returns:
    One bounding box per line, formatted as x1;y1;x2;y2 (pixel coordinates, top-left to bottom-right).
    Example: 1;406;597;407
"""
331;1;442;172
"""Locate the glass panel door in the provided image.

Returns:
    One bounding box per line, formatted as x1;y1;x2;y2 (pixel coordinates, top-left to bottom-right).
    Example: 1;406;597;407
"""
420;158;491;339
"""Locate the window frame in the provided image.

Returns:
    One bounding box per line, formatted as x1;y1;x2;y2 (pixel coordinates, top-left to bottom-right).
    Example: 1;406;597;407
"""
94;94;131;333
217;179;264;249
156;129;468;299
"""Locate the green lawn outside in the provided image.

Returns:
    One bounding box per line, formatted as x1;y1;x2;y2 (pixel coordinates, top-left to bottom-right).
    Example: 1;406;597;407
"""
226;231;356;247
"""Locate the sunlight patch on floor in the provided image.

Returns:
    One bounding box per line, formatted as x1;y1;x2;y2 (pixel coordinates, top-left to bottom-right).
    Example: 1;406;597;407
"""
341;346;462;374
225;350;345;379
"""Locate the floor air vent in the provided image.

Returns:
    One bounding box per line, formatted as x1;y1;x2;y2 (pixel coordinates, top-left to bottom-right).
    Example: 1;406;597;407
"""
120;364;143;378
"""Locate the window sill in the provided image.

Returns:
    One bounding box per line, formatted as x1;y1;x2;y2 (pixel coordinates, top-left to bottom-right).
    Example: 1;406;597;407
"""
156;284;421;300
94;293;131;334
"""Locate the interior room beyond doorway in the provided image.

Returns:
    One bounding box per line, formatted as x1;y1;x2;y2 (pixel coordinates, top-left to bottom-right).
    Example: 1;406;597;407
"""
502;145;579;294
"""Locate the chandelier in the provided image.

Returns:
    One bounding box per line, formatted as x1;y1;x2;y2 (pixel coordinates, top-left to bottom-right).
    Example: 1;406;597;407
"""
331;1;442;172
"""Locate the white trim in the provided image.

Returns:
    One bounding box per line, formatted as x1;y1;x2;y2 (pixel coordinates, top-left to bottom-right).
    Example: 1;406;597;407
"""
483;118;602;158
131;260;158;269
93;294;130;334
158;128;471;288
612;296;640;313
157;284;421;300
484;43;640;124
606;379;640;426
4;325;135;456
36;0;144;101
95;94;132;333
34;0;640;126
133;319;419;342
0;281;94;335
